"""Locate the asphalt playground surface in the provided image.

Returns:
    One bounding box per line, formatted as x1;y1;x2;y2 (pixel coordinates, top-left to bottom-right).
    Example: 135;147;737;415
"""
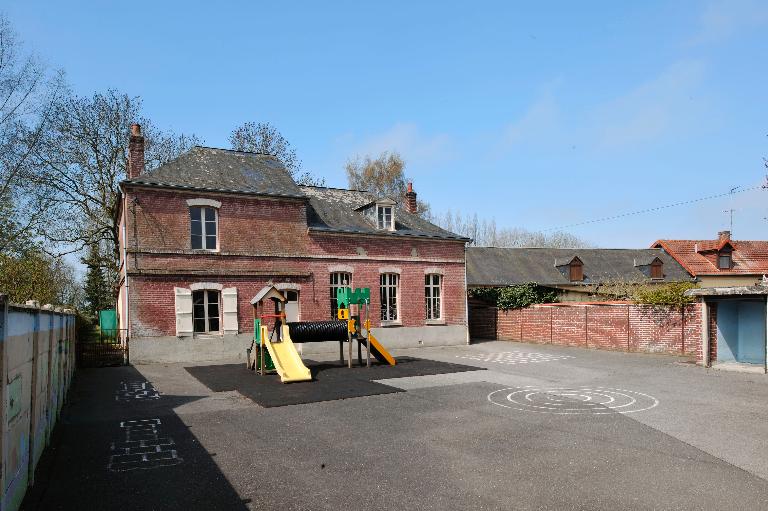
22;340;768;510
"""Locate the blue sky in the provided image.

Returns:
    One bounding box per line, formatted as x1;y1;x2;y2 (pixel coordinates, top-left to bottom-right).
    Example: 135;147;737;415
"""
6;0;768;247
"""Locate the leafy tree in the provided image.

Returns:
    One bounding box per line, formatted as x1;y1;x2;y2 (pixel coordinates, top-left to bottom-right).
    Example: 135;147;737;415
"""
0;250;81;306
27;90;200;279
632;282;697;309
469;283;560;310
345;151;430;216
81;242;113;314
229;121;325;186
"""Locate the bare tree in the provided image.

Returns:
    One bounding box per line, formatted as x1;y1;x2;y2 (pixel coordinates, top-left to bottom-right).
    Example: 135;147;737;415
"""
345;151;430;216
27;90;200;279
429;209;593;248
229;121;324;186
0;15;65;254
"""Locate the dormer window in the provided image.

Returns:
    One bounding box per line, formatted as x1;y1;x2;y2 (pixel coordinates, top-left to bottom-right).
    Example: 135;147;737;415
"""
377;205;394;230
718;248;732;269
650;259;663;279
569;259;583;282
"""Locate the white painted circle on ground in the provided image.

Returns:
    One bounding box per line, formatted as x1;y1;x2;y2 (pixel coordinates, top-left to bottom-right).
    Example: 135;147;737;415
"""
487;386;659;415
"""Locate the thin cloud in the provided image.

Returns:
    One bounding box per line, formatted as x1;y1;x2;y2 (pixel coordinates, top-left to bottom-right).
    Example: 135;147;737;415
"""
688;0;768;45
342;122;455;171
593;60;708;150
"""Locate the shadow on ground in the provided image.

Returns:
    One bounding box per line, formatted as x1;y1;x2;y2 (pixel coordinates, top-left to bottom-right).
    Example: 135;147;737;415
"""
21;366;250;511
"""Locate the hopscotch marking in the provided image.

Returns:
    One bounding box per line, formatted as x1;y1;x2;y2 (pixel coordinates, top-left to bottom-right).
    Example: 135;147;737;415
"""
487;386;659;415
115;381;161;401
456;351;575;365
108;418;183;472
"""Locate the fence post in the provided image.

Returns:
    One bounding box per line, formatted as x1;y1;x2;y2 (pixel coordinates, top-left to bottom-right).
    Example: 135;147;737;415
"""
0;294;7;510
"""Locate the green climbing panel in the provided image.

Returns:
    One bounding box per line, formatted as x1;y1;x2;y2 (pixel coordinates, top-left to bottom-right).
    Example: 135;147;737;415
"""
336;287;370;308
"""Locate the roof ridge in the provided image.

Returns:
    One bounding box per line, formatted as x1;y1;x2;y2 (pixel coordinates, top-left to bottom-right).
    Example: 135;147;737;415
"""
192;145;278;157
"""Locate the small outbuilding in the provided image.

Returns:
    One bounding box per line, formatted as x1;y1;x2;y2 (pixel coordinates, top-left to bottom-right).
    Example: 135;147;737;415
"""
686;285;768;372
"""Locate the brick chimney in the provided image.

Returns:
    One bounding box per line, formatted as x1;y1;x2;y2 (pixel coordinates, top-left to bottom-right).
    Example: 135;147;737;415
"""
405;182;418;214
127;123;145;179
718;230;731;242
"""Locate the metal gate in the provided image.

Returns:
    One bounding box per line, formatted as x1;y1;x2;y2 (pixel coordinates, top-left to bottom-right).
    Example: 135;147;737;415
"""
76;329;129;367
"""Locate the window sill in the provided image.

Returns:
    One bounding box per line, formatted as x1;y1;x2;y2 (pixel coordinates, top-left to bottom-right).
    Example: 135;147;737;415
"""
193;333;223;339
425;319;445;326
380;320;402;327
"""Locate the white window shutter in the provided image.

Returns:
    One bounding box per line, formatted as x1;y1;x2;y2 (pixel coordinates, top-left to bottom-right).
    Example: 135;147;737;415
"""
174;287;193;337
222;287;239;334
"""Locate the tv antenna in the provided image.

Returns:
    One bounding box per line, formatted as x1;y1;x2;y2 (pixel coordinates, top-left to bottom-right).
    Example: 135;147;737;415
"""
723;186;740;233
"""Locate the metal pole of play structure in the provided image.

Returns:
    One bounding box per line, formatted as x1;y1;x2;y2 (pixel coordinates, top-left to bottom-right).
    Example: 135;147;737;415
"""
365;298;371;368
347;322;353;369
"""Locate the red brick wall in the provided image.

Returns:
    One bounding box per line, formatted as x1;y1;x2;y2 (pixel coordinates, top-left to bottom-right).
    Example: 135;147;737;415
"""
486;302;703;360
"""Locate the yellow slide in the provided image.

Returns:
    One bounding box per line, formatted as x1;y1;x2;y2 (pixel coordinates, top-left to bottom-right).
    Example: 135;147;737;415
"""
262;325;312;383
367;332;397;366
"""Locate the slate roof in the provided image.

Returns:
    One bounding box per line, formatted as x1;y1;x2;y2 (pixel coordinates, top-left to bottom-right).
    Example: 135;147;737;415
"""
123;146;305;198
122;146;467;242
466;247;691;287
300;186;470;241
652;239;768;276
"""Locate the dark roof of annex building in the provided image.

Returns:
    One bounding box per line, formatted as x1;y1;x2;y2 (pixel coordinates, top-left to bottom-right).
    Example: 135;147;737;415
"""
466;247;692;287
122;146;468;242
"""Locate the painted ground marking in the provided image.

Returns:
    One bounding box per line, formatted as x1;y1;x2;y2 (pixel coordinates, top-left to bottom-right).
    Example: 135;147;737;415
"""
115;380;161;401
487;386;659;415
456;351;575;365
108;418;183;472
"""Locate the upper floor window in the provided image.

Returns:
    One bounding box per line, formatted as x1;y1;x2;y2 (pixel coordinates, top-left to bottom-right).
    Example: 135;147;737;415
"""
380;273;399;322
425;274;442;320
329;272;351;319
193;290;220;333
190;206;217;250
718;250;732;269
377;205;394;230
650;260;663;279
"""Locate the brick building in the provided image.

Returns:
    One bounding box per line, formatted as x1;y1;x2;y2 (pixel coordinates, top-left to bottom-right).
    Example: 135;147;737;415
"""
653;230;768;287
115;125;469;363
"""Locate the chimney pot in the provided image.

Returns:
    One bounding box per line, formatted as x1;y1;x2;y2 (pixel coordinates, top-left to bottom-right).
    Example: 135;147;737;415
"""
128;123;145;179
405;182;417;214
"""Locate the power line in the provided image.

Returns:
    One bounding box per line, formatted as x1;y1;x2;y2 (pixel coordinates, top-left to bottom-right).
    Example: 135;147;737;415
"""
543;184;764;232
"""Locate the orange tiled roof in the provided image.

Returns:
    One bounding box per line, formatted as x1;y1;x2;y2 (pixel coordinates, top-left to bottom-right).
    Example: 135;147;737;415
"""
651;239;768;276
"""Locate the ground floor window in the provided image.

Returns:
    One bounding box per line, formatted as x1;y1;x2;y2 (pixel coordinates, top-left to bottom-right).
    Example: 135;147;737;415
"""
193;290;220;333
380;273;399;322
330;272;352;319
425;274;442;320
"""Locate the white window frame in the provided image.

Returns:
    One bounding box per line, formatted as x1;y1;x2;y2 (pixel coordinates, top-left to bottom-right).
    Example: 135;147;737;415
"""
377;205;394;231
380;273;400;324
190;206;218;251
330;272;352;319
192;289;221;334
425;273;443;323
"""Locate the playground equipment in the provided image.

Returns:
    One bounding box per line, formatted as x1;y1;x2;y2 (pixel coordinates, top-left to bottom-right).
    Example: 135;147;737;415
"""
247;285;395;384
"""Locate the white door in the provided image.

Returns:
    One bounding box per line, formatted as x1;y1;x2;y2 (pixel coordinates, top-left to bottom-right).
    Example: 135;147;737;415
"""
284;290;300;322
